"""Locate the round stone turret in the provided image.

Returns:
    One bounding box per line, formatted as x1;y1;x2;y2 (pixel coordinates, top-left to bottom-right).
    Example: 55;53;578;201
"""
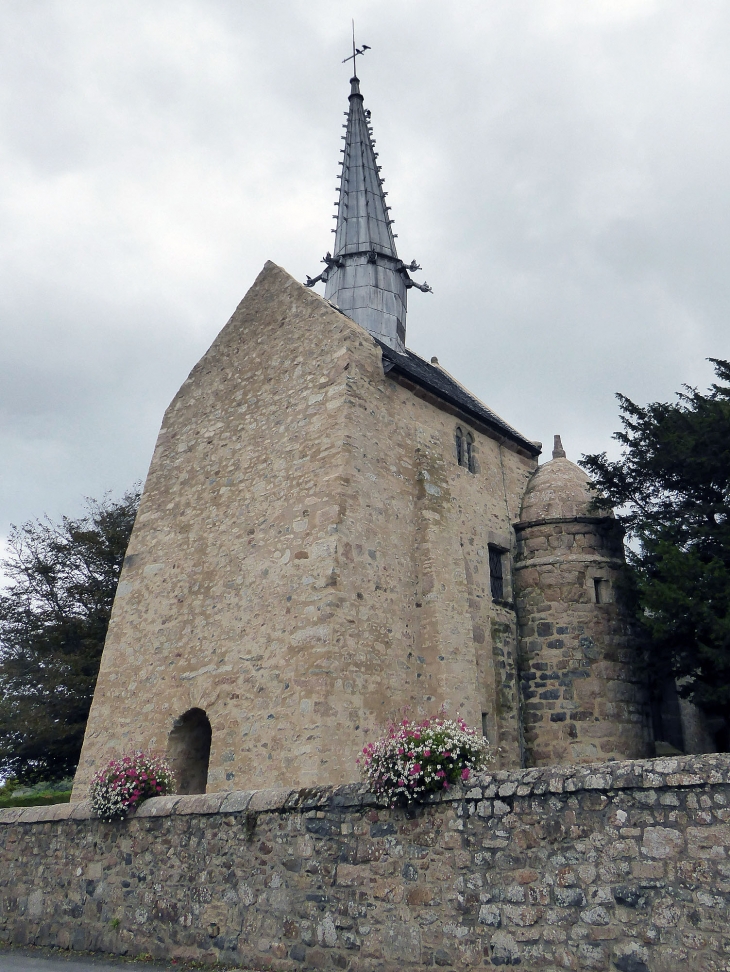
513;436;652;766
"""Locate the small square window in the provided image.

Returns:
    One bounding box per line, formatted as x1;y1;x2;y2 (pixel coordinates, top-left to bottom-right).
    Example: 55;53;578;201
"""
593;578;610;604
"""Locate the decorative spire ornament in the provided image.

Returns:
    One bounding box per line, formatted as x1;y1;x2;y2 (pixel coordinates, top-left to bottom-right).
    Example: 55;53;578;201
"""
552;435;567;459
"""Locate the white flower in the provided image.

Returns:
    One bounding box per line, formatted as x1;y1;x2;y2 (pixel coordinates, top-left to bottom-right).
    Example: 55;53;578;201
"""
359;714;492;804
90;751;175;822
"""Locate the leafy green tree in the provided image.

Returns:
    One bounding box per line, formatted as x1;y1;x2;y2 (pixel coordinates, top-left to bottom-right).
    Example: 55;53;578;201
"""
0;489;140;783
581;359;730;737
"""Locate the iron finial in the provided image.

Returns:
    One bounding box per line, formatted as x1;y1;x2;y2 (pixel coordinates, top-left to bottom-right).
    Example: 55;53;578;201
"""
342;19;370;78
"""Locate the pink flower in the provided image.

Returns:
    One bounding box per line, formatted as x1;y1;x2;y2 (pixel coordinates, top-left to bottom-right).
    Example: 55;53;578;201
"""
398;747;404;754
410;763;421;775
461;767;471;781
436;770;446;778
424;749;431;757
442;751;451;758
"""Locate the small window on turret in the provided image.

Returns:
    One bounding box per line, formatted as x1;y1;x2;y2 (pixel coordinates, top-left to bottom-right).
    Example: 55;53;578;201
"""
594;578;610;604
489;545;505;601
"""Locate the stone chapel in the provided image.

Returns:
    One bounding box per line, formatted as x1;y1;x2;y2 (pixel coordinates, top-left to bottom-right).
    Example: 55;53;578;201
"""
71;72;654;800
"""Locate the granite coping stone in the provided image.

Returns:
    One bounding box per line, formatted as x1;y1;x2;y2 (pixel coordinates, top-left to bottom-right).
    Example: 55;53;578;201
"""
14;805;60;824
174;791;227;815
69;801;93;820
219;790;253;814
247;786;295;812
0;808;25;824
26;803;75;823
1;752;727;826
134;794;181;817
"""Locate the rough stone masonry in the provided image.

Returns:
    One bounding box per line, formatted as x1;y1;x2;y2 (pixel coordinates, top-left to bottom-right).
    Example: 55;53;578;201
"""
3;754;729;971
71;261;654;803
71;261;540;798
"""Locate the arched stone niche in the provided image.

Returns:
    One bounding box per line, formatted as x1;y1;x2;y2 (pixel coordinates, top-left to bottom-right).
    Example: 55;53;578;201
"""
166;708;212;794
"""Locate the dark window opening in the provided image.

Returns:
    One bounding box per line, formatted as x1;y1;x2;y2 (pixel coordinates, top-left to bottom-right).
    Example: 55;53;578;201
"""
456;426;464;466
465;433;475;473
455;427;476;473
166;707;212;795
594;578;608;603
489;546;505;601
481;712;489;738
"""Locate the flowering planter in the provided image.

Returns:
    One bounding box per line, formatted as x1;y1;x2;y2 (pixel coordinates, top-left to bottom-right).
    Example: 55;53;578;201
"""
89;751;175;821
358;715;492;805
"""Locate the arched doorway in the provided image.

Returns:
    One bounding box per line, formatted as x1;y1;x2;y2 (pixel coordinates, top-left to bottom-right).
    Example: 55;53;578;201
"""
166;708;212;794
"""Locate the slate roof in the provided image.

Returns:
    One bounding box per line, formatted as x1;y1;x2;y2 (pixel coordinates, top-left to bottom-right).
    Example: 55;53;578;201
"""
377;340;541;457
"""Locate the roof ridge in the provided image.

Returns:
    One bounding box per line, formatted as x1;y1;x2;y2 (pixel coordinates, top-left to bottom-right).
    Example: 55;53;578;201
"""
377;340;540;456
410;351;525;440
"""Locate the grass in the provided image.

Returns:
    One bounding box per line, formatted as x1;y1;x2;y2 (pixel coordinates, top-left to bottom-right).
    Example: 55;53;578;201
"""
0;776;73;808
0;789;72;808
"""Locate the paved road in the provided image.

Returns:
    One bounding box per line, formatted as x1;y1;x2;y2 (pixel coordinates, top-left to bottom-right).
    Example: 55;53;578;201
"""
0;952;196;972
0;949;275;972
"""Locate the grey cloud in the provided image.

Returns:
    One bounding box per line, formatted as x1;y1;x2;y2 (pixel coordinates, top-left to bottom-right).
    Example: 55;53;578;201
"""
1;0;729;541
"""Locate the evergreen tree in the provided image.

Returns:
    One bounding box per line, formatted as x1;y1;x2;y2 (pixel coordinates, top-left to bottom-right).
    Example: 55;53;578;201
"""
581;360;730;735
0;489;140;783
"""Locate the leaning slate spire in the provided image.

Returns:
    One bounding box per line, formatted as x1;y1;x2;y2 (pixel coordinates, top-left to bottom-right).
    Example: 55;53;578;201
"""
306;55;431;352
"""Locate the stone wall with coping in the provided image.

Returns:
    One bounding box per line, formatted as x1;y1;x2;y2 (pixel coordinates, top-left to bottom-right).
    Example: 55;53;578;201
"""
2;754;730;971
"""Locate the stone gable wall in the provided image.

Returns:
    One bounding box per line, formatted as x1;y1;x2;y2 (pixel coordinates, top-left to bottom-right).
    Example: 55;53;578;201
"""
4;755;729;971
73;261;535;798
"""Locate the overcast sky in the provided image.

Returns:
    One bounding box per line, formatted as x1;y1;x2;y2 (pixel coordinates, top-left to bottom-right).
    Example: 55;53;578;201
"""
2;0;730;549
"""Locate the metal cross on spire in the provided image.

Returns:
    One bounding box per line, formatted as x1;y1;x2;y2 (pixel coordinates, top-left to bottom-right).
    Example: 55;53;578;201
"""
342;20;370;77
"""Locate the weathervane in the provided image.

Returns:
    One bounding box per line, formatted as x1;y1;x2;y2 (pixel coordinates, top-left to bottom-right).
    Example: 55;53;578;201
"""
342;20;370;77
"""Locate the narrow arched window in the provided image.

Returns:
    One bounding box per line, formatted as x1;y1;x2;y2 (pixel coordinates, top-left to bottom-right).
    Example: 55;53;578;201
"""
166;707;212;795
455;427;476;472
455;427;465;467
465;432;475;473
